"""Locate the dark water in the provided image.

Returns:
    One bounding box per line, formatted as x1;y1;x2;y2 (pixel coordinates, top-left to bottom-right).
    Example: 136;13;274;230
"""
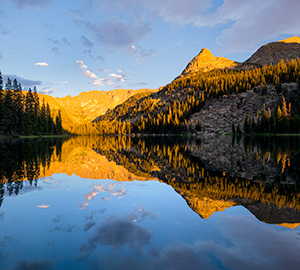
0;135;300;270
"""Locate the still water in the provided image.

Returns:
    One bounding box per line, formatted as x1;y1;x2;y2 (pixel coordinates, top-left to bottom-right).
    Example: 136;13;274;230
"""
0;135;300;270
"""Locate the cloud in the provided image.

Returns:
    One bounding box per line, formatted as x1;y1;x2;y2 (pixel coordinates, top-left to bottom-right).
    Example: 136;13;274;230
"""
48;37;71;47
51;47;60;55
34;62;49;67
75;17;151;51
129;45;157;63
56;80;68;85
39;89;54;95
194;0;300;53
109;70;127;82
2;74;42;88
76;60;128;88
12;259;53;270
80;0;300;55
76;60;106;86
9;0;51;9
80;35;94;49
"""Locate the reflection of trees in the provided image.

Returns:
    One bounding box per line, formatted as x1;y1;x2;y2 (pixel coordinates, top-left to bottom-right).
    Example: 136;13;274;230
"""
0;138;65;206
1;135;300;224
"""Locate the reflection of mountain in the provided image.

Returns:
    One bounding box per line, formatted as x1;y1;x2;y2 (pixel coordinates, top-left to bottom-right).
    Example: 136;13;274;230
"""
89;136;300;228
1;136;300;228
42;137;154;181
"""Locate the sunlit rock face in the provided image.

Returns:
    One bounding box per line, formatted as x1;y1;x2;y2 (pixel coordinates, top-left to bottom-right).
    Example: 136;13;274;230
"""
180;48;240;76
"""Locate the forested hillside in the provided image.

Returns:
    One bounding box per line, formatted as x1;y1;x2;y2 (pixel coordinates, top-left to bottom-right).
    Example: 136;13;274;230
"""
84;58;300;135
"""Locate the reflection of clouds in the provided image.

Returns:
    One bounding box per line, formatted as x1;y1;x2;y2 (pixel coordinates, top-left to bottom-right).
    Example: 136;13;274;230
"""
84;209;106;221
52;215;61;223
79;215;152;257
125;208;158;223
0;212;4;221
12;260;53;270
80;213;300;270
194;215;300;270
36;205;50;209
49;224;76;233
79;183;127;209
89;243;215;270
0;235;13;247
83;221;96;232
40;177;53;182
133;207;158;222
159;244;214;270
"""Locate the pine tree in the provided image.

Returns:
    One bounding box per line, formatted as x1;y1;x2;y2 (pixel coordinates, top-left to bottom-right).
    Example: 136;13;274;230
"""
0;70;3;90
55;110;62;134
0;90;13;134
24;88;34;135
5;77;12;90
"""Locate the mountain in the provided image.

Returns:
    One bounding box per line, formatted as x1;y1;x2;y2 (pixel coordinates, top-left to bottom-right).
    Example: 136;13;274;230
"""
93;36;300;135
244;36;300;66
180;48;240;76
55;89;155;124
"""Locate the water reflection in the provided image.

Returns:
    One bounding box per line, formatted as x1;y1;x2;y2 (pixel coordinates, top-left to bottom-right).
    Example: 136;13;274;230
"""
0;135;300;269
1;135;300;228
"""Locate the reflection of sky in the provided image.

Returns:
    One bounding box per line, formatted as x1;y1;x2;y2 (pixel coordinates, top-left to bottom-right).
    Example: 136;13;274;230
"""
0;175;299;270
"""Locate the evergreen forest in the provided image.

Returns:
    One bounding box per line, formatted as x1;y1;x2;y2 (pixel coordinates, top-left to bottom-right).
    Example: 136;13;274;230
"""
0;70;63;137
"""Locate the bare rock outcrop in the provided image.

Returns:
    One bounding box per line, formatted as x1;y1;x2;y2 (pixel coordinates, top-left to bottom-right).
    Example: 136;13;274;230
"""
190;88;280;134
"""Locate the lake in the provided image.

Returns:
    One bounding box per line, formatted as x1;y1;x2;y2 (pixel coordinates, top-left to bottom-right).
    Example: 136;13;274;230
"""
0;135;300;270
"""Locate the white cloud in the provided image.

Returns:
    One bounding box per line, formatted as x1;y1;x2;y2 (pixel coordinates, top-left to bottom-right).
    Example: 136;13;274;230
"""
76;60;105;86
34;62;49;67
76;60;128;87
57;81;68;85
109;70;127;82
39;89;53;95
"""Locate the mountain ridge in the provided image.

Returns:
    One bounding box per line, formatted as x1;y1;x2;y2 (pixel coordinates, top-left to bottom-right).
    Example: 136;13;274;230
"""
244;36;300;66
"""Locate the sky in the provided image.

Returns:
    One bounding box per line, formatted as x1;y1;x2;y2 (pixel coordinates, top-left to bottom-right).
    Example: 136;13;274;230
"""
0;0;300;98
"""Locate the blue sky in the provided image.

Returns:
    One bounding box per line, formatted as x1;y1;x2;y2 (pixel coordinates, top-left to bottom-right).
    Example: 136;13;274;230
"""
0;0;299;98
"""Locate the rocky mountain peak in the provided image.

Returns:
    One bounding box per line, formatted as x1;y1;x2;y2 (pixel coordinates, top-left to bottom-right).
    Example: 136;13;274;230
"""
180;48;240;76
198;48;214;57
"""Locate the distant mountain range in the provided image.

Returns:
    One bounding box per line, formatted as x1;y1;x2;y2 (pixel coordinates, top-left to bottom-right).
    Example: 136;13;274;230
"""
36;88;155;130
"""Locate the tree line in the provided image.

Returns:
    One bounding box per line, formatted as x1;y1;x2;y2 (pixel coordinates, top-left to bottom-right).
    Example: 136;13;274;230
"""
0;70;63;136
